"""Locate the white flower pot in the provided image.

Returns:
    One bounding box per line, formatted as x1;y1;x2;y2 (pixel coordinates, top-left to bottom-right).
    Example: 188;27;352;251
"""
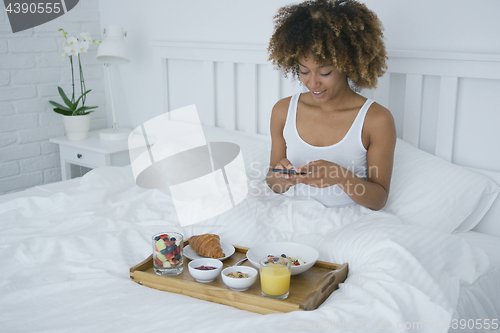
63;114;91;141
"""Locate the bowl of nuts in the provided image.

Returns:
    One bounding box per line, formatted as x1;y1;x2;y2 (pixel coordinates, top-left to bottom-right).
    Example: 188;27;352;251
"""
221;266;258;291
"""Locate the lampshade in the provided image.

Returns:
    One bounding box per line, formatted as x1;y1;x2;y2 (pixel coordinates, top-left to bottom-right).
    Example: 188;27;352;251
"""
96;24;130;64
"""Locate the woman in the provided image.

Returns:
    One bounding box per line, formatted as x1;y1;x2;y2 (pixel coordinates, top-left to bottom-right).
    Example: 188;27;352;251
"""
266;0;396;210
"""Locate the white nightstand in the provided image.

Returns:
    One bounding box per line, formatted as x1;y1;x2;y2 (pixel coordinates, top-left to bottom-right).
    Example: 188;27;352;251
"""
50;130;130;180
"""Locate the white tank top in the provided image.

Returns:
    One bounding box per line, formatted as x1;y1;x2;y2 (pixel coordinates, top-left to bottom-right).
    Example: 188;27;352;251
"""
283;93;374;207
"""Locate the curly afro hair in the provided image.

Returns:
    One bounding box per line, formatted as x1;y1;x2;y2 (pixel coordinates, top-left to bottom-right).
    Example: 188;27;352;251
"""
268;0;387;90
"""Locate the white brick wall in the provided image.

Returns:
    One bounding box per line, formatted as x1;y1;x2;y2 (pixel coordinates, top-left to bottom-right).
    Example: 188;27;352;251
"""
0;0;106;195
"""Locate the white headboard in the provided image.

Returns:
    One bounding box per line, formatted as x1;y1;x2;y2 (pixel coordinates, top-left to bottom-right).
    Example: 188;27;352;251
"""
150;41;500;173
150;41;305;138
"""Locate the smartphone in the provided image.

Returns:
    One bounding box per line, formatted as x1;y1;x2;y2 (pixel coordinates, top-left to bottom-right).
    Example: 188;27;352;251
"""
272;168;308;175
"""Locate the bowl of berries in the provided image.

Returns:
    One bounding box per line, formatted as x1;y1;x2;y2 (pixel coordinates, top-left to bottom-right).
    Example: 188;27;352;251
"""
188;258;223;283
247;242;319;275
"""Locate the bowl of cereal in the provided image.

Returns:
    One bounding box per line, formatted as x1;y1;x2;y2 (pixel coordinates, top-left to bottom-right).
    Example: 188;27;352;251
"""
221;266;258;291
247;242;319;275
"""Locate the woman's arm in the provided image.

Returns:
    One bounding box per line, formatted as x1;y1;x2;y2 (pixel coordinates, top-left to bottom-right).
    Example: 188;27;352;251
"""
296;103;397;210
265;97;299;194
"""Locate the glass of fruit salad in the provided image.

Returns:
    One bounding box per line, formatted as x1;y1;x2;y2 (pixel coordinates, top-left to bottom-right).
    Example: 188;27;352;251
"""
152;232;184;276
259;257;292;300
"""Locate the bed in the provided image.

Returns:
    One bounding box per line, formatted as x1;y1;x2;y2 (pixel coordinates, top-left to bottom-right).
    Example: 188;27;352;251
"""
1;42;499;332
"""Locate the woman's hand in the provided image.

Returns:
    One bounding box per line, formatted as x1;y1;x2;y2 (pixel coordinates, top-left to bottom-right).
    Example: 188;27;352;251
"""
295;159;344;188
266;158;300;193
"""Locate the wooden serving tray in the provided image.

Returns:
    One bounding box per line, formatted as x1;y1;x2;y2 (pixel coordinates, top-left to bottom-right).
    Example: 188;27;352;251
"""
130;244;348;315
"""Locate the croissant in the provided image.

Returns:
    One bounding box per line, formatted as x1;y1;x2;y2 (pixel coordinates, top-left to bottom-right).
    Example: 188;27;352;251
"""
189;234;225;259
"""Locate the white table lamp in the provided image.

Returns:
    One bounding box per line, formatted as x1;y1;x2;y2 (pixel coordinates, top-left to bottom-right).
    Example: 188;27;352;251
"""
96;24;132;141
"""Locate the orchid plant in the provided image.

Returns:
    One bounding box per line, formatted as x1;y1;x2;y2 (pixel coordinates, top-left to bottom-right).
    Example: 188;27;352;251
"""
49;29;100;116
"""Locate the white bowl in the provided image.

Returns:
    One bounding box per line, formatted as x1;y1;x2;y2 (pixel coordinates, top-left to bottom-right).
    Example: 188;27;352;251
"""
188;258;223;283
247;242;319;275
221;266;258;291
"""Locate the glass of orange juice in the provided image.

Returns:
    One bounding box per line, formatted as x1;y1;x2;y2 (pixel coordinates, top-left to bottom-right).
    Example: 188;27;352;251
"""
259;257;292;300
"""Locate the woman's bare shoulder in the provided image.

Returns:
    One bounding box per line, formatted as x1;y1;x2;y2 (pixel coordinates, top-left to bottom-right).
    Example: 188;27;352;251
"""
364;101;397;145
270;96;292;126
365;102;395;128
272;96;292;114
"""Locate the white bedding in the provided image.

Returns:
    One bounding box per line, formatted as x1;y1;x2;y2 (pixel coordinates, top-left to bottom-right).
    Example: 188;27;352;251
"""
0;165;498;333
451;232;500;333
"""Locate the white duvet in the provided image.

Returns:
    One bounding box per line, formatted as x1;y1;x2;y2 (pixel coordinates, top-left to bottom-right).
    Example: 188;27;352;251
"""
0;166;491;333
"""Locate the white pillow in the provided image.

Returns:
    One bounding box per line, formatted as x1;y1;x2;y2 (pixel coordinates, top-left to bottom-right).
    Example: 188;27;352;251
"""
383;139;500;233
201;126;271;181
469;168;500;238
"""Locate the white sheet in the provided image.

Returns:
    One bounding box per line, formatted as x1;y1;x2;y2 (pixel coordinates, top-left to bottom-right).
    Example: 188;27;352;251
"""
0;166;496;333
456;231;500;267
450;232;500;333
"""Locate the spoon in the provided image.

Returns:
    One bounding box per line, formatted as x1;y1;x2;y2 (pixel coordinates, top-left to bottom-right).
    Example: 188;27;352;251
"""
232;257;248;267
